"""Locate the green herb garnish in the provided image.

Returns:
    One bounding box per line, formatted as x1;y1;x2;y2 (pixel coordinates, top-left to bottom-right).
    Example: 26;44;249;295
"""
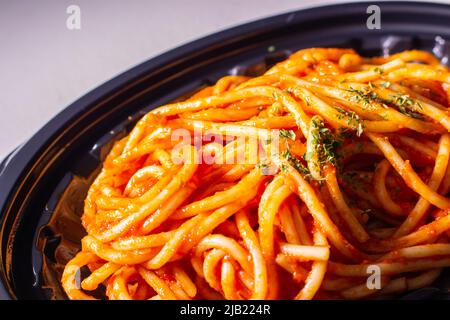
279;129;296;140
335;107;364;136
309;118;344;169
391;93;424;119
281;149;310;175
374;67;384;74
345;87;384;108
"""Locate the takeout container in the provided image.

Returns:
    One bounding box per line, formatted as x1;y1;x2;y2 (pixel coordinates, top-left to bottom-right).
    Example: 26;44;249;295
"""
2;1;450;299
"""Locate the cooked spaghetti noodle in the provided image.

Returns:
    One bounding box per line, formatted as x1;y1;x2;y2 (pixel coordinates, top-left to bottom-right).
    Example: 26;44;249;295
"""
62;48;450;300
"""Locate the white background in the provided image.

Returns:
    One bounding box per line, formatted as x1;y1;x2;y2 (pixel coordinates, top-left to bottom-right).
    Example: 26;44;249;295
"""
1;0;449;159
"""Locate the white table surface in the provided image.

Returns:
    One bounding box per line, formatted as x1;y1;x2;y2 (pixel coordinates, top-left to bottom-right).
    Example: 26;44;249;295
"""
1;0;449;160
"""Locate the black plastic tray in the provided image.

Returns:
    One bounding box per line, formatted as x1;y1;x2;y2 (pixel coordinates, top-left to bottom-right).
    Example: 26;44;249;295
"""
2;1;450;300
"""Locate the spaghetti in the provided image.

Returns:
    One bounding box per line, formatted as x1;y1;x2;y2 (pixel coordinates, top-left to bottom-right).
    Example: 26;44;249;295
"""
62;48;450;300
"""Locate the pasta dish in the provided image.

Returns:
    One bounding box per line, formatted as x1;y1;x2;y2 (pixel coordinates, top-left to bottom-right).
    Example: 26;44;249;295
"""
62;48;450;300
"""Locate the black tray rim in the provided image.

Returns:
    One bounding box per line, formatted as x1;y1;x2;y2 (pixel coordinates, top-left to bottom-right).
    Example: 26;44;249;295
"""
2;1;450;300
